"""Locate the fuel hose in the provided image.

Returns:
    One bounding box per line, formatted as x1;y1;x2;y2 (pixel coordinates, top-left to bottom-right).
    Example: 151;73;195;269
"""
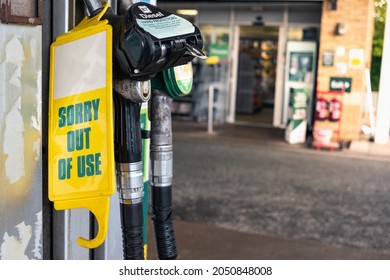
150;90;177;260
114;91;144;260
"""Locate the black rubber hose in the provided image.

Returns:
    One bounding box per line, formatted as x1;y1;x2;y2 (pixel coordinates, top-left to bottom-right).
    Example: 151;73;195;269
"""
113;92;142;164
152;186;177;260
120;203;144;260
114;92;144;260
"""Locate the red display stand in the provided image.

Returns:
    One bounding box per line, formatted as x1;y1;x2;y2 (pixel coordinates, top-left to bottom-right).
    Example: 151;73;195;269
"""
311;89;344;151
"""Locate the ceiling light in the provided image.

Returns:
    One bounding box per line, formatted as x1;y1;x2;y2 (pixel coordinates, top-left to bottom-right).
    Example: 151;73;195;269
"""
176;9;198;16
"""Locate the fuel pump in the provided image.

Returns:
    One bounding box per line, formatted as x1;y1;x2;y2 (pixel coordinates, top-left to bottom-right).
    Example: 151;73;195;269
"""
81;0;205;259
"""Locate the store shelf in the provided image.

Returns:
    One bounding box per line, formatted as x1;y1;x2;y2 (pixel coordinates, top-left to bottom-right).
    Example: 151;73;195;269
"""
236;39;277;113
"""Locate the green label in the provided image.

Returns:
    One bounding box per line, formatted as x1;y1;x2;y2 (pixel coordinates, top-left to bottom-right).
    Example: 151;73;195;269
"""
289;88;308;129
330;77;352;93
174;63;193;94
209;44;229;59
140;106;150;245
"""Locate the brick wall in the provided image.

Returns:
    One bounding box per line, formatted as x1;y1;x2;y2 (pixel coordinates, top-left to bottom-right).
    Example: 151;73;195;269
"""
316;0;375;141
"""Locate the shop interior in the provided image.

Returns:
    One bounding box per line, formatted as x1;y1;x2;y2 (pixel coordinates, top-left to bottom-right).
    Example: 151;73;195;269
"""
235;25;279;126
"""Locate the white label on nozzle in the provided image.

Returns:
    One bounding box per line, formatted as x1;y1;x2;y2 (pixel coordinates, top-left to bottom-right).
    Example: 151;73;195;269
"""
136;14;195;39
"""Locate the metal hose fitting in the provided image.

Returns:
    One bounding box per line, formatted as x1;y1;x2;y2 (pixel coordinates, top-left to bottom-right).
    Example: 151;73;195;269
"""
150;145;173;188
114;80;151;103
116;162;144;204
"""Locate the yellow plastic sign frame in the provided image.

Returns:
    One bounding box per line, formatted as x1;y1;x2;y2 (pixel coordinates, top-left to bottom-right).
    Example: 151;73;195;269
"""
48;5;115;249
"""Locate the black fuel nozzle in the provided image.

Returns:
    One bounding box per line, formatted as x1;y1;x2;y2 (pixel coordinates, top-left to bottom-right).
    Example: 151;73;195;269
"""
109;2;205;81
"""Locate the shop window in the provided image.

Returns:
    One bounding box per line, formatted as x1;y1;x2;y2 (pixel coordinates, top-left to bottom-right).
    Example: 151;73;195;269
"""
199;24;229;59
0;0;42;25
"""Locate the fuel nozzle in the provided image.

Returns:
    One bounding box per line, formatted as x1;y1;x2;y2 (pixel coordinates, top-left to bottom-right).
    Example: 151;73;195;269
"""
87;1;205;80
116;2;205;80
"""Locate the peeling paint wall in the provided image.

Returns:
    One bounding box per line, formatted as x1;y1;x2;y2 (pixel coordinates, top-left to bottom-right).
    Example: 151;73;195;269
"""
0;23;42;260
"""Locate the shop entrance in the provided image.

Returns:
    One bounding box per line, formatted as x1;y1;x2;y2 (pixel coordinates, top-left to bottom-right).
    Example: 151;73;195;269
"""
235;25;279;126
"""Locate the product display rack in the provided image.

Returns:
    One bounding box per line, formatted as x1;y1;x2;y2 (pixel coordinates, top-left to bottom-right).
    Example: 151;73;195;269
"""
311;90;344;151
236;39;277;113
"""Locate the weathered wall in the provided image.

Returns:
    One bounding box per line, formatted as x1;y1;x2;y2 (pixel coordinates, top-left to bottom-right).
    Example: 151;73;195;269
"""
0;24;42;259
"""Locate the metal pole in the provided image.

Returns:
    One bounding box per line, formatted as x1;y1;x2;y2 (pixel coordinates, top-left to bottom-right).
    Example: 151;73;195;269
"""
52;0;90;260
375;3;390;144
364;68;375;138
208;84;214;134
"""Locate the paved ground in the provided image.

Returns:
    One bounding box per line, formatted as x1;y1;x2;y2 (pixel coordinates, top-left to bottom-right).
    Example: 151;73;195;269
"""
147;220;390;260
146;120;390;260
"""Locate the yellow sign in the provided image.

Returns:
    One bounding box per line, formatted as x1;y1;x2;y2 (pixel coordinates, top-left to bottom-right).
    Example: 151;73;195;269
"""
48;4;115;249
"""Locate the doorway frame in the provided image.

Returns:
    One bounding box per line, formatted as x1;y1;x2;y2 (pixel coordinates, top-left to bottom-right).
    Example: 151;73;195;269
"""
228;23;286;127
